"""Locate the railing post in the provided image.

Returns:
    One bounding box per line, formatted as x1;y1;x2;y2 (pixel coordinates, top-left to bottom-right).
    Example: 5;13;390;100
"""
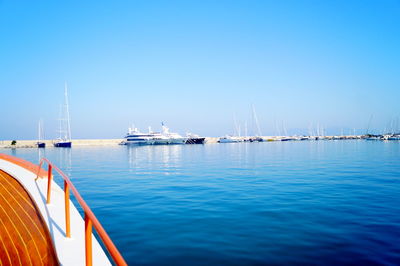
34;158;127;265
46;164;52;204
36;160;44;180
85;213;93;266
64;180;71;238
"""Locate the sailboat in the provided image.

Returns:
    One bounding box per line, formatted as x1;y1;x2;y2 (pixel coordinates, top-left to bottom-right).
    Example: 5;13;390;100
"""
249;104;263;142
37;119;46;148
54;83;72;148
218;114;244;143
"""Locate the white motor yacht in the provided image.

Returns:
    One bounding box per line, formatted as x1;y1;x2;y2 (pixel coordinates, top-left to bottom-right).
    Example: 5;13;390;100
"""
123;124;187;145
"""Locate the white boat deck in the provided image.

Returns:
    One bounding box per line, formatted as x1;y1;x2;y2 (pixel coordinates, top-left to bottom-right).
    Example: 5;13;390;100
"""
0;158;111;266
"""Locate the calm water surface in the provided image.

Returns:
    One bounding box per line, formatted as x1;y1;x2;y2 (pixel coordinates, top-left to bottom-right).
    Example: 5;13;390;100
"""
1;141;400;265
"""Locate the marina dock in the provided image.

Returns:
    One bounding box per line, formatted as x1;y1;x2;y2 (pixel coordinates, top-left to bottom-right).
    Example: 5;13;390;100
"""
0;138;219;148
0;139;124;148
0;136;376;148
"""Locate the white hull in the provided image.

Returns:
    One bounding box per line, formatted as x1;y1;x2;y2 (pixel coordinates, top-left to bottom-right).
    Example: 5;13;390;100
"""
153;137;187;145
123;139;186;146
125;138;187;145
218;137;243;143
124;140;154;145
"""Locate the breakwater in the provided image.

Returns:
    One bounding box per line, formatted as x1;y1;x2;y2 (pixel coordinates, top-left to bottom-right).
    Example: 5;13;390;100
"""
0;135;377;148
0;139;123;148
0;138;220;148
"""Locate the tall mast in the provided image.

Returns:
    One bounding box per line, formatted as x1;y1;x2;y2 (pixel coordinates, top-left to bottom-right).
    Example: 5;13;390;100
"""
41;120;45;140
38;120;41;141
283;121;288;136
59;104;62;139
252;105;262;137
233;114;239;136
274;119;280;136
366;114;373;135
65;82;71;140
38;119;44;141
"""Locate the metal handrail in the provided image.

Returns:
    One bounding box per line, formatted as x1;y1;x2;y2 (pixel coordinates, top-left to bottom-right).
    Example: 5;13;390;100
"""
37;158;127;266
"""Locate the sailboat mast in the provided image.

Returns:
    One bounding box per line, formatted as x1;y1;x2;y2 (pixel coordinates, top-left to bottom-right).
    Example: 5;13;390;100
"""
252;105;262;137
65;82;71;140
233;114;239;137
39;119;45;141
41;120;45;141
59;105;62;139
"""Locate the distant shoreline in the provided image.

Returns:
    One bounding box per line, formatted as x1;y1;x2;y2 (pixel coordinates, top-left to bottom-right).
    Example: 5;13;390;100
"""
0;136;371;148
0;138;220;148
0;139;123;148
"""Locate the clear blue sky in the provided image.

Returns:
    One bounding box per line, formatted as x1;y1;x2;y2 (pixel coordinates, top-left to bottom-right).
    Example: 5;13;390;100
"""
1;0;399;139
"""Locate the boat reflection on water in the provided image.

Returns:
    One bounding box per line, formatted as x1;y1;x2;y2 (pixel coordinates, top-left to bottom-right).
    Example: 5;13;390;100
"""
56;147;72;180
127;144;183;173
37;146;46;164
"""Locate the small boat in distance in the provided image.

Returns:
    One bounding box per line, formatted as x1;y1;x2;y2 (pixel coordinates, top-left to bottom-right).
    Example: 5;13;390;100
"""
218;135;243;143
364;134;382;140
185;133;206;144
248;136;263;142
37;119;45;148
381;134;400;140
54;83;72;148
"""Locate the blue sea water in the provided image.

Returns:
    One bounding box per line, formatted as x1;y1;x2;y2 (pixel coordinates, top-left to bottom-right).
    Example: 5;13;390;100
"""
1;141;400;265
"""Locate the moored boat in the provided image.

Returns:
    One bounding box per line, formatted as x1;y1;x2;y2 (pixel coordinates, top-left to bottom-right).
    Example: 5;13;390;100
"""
123;123;187;145
37;142;46;148
37;119;46;148
218;135;243;143
382;134;400;140
54;141;72;147
185;133;206;144
364;135;382;140
54;83;72;148
248;136;263;142
280;137;296;141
